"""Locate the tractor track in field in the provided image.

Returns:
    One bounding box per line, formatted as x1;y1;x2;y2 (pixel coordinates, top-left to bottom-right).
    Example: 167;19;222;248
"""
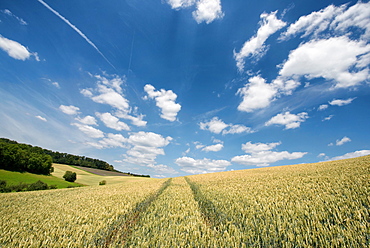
185;177;231;231
94;178;172;247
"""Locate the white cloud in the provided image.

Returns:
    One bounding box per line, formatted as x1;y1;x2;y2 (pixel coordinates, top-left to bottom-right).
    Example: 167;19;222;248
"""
329;98;356;106
128;131;172;148
35;116;47;122
265;111;308;129
175;156;231;174
318;104;328;111
222;124;253;135
281;2;370;41
75;115;97;125
322;115;334;121
59;105;80;115
99;133;127;148
241;141;281;153
144;84;181;122
199;117;228;134
330;150;370;161
81;73;146;127
192;0;224;24
166;0;223;24
96;112;130;131
52;82;61;89
234;11;286;71
231;141;307;167
166;0;195;9
116;111;147;127
278;36;370;89
0;35;35;60
82;74;129;111
280;4;344;40
2;9;28;25
202;143;223;152
336;136;351;146
237;76;277;112
237;76;300;113
147;164;178;175
331;2;370;40
71;123;104;138
92;85;130;111
199;117;252;135
124;132;172;167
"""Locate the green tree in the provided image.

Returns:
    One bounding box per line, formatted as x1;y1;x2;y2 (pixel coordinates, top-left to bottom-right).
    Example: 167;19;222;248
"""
63;171;77;182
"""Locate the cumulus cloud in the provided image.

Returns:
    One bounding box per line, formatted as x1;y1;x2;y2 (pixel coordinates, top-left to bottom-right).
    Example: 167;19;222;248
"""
199;117;253;135
147;164;178;175
231;141;307;167
237;76;277;112
0;35;37;61
96;112;130;131
166;0;223;24
336;136;351;146
123;131;172;167
278;37;370;88
75;115;97;125
59;105;80;115
329;150;370;161
241;141;281;153
87;133;128;149
318;104;328;111
265;111;308;129
202;143;223;152
279;4;345;40
237;76;300;113
144;84;181;122
81;74;129;111
166;0;196;9
234;11;286;71
281;2;370;40
81;74;146;127
71;123;104;138
192;0;224;24
329;136;351;146
175;156;231;174
329;98;356;106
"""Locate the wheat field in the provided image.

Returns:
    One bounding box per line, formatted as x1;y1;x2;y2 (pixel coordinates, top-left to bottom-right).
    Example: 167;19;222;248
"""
1;156;369;247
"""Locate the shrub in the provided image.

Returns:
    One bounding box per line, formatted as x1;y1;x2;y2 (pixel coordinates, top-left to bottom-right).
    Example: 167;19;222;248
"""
99;180;106;185
27;180;48;191
63;171;77;182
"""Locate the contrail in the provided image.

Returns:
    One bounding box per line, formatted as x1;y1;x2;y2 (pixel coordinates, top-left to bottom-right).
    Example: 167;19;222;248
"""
37;0;116;70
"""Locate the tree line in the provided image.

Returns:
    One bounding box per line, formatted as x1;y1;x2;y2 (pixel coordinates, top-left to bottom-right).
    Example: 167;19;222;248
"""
0;138;114;174
0;138;150;178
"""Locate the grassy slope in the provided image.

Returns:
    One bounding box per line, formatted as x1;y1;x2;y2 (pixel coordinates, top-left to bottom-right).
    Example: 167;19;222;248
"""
0;169;81;188
52;163;154;186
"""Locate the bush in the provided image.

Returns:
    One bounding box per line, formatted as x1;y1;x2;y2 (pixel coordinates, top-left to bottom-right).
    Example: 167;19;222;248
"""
27;180;49;191
63;171;77;182
99;180;106;185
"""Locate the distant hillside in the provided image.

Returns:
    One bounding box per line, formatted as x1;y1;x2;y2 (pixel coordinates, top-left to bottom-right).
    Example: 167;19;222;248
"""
0;138;150;177
52;164;152;186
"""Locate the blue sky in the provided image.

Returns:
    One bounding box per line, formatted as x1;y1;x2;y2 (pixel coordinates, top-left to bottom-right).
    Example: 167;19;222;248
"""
1;0;369;177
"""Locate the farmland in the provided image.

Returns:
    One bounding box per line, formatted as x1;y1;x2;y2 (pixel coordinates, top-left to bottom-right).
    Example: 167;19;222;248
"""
52;164;152;186
0;156;369;247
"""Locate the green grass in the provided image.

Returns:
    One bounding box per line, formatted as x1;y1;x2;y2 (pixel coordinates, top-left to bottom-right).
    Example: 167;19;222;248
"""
0;169;81;189
52;163;155;186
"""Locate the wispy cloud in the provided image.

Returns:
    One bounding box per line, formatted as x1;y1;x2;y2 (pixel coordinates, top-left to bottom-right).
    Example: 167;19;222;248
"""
37;0;115;69
2;9;28;25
